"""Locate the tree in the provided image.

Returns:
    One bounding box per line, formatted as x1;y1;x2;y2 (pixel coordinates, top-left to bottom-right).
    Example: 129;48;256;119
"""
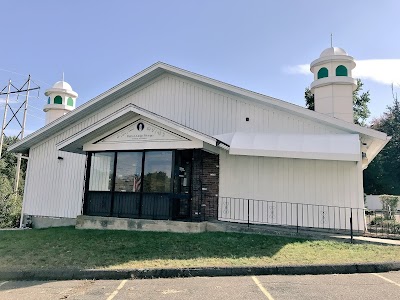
379;195;399;220
305;79;371;126
363;89;400;195
0;136;26;228
304;87;314;111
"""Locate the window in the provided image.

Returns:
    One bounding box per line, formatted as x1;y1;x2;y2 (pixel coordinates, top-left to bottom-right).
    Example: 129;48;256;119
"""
317;67;328;79
85;150;188;219
67;97;74;106
54;95;63;104
143;151;173;193
115;152;143;192
89;152;115;191
336;65;348;76
88;151;173;193
47;97;51;104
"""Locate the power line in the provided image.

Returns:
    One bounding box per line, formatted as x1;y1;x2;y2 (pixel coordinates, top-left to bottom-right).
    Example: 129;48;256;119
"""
0;67;52;87
0;94;40;101
28;104;44;112
0;67;28;78
27;112;44;121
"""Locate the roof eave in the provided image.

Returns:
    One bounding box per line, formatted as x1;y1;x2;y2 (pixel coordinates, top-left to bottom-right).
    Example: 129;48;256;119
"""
8;61;388;153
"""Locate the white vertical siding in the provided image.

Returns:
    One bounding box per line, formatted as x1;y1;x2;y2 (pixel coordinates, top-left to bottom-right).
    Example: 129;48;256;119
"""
93;74;347;138
22;73;353;220
23;141;85;219
218;151;364;230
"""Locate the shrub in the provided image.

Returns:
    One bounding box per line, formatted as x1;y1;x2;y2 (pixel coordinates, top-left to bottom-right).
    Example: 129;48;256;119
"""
388;223;400;234
0;193;22;228
370;216;384;225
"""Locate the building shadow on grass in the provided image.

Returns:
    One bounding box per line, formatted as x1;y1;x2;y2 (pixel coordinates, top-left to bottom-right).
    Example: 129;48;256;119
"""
0;225;315;274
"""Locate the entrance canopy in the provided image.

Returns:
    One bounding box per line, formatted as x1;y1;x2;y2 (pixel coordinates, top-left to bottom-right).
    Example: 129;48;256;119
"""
57;104;226;154
214;132;361;162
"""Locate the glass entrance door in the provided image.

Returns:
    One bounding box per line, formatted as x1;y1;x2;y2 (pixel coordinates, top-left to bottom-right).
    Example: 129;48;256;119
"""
172;150;192;220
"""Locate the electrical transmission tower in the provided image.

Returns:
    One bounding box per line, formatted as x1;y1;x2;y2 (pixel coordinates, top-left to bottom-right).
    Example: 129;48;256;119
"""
0;75;40;192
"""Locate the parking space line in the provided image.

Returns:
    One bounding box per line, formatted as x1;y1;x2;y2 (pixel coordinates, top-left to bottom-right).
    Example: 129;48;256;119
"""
106;279;128;300
372;273;400;288
251;276;275;300
0;281;8;287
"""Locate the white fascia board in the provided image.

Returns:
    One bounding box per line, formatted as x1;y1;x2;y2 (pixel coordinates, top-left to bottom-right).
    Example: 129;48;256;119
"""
229;148;360;161
83;140;204;152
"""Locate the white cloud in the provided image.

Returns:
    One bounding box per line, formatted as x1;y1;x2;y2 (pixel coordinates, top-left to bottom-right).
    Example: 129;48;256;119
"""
354;59;400;86
283;64;310;75
284;59;400;86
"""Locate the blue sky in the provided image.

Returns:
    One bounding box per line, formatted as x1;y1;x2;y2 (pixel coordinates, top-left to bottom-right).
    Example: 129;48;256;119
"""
1;0;399;135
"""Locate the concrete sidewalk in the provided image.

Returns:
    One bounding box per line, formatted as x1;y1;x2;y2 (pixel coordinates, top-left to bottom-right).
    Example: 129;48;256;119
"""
331;235;400;245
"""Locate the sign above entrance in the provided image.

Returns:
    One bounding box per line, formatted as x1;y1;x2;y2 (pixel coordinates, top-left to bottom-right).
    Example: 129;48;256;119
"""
96;119;189;144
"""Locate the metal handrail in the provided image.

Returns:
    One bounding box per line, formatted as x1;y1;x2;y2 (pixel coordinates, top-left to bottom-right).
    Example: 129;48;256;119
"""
218;196;365;234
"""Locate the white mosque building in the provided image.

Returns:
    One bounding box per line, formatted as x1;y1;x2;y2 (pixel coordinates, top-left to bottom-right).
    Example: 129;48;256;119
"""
9;46;390;231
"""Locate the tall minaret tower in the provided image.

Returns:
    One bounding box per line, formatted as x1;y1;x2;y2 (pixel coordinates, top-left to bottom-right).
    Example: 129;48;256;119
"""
310;47;357;123
43;79;78;125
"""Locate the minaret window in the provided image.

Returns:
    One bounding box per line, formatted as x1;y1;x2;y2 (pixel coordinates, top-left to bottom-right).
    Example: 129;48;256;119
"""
336;65;348;76
317;67;328;79
47;97;51;104
67;97;74;107
54;95;63;104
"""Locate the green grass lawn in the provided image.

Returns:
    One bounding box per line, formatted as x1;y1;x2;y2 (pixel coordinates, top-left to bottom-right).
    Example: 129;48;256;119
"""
0;227;399;270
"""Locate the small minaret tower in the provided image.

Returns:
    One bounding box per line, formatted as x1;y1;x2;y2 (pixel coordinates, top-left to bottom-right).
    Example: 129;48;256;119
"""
43;77;78;125
310;46;357;123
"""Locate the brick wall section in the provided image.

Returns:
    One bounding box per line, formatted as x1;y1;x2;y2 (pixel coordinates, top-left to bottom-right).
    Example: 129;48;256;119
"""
191;150;219;221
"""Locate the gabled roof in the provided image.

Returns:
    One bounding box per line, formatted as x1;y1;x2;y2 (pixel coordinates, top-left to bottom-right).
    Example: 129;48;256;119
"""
9;61;389;154
57;103;225;154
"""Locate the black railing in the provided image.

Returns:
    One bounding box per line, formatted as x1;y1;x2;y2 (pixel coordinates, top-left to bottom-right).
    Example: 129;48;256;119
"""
86;193;400;238
218;197;365;233
365;210;400;238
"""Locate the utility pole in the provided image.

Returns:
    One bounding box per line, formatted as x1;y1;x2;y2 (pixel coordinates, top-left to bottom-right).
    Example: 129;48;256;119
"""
14;75;31;192
0;75;40;192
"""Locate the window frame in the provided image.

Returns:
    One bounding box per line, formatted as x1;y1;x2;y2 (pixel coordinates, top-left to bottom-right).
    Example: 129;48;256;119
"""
87;150;176;193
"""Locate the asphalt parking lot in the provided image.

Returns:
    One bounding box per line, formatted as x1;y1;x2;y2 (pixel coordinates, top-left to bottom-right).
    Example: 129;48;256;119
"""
1;271;400;300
